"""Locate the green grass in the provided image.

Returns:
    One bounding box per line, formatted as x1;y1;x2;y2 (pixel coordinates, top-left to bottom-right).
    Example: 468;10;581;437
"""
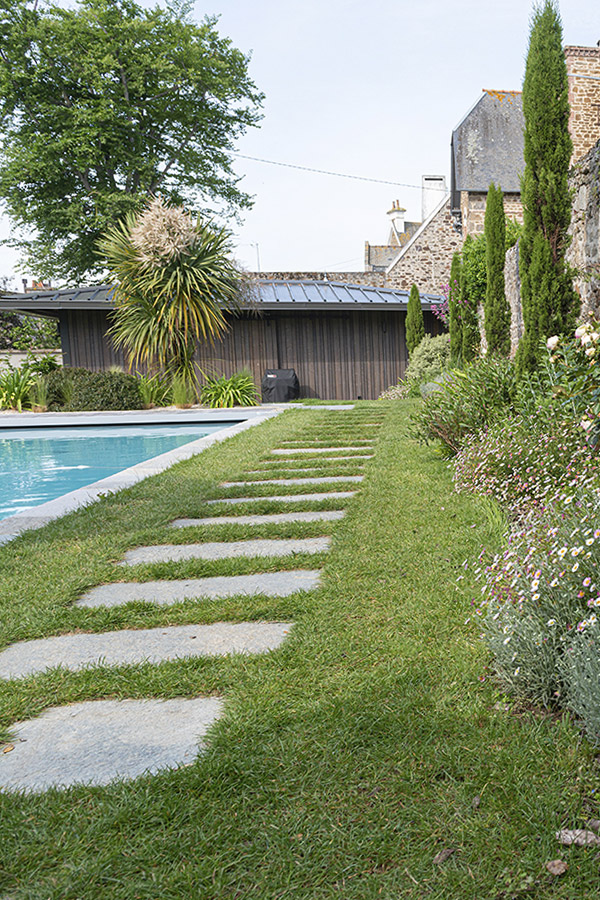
1;401;599;898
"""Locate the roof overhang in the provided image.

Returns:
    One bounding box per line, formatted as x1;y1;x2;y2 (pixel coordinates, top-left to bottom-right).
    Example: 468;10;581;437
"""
1;280;443;314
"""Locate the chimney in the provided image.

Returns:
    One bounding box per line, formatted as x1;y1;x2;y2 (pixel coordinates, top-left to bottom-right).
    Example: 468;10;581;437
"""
387;200;406;241
421;175;447;221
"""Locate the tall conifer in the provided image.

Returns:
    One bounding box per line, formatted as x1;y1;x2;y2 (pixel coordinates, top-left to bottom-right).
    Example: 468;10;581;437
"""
406;283;425;356
448;252;462;365
484;183;510;356
516;0;578;376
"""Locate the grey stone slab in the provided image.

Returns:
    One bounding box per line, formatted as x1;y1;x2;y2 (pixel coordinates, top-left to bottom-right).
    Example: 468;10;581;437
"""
221;476;364;487
263;455;372;462
0;621;294;680
0;697;224;791
119;537;331;566
78;570;322;608
205;491;356;505
171;510;346;527
271;447;370;455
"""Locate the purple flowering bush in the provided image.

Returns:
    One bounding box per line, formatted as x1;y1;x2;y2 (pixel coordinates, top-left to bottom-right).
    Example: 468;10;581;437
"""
473;496;600;716
454;416;600;523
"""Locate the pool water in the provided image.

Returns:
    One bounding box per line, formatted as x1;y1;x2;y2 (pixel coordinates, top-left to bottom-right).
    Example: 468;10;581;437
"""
0;423;237;521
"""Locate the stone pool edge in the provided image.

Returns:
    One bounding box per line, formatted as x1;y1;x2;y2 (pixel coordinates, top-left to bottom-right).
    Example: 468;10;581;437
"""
0;407;286;543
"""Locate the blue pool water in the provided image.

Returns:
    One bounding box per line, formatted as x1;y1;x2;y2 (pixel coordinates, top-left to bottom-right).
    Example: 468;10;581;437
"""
0;422;238;521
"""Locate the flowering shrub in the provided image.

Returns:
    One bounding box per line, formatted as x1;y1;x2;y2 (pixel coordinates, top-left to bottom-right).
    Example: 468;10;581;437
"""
474;495;600;709
432;283;449;326
454;415;600;523
546;317;600;447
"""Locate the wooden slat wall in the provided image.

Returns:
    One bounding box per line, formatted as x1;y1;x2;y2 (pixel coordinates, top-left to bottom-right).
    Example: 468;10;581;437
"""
61;308;444;400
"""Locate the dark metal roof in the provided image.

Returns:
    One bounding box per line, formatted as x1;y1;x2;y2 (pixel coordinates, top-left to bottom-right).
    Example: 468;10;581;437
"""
451;90;524;211
0;280;443;314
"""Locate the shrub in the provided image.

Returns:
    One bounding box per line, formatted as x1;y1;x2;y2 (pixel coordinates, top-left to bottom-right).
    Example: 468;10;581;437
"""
137;371;170;408
170;374;197;408
411;357;516;454
546;319;600;447
29;376;49;412
474;495;600;708
69;370;143;411
45;367;92;409
45;367;143;411
0;364;35;410
200;371;259;408
454;415;600;523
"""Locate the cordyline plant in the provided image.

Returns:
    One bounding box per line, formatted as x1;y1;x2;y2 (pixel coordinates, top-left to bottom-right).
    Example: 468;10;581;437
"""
100;197;244;382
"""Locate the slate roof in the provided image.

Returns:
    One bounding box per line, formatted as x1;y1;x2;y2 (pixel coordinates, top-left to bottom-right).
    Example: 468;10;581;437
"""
0;280;443;313
451;90;525;213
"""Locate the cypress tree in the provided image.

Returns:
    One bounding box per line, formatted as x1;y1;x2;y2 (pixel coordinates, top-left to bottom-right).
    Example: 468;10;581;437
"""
405;283;425;356
461;235;484;362
448;251;462;365
484;183;511;356
516;0;578;376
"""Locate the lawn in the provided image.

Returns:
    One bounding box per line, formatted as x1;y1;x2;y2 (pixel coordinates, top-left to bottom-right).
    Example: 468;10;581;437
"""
0;401;599;899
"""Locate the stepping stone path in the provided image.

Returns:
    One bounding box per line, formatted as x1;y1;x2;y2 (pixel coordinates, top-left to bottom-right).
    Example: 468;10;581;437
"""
119;537;331;566
205;491;356;505
0;698;224;792
0;622;293;680
77;570;322;608
0;411;374;790
171;510;346;527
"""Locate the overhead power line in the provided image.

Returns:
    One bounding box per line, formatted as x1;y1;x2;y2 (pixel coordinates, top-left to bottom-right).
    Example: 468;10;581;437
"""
230;152;448;191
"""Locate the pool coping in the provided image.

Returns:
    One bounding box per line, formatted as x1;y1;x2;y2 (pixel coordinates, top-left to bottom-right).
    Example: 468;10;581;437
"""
0;407;288;543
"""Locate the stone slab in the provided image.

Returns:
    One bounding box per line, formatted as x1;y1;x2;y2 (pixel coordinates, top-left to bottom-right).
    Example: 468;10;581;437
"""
271;447;370;455
0;621;293;680
171;510;346;527
221;476;364;487
77;570;322;608
205;491;356;505
0;697;224;791
262;455;372;462
120;537;331;566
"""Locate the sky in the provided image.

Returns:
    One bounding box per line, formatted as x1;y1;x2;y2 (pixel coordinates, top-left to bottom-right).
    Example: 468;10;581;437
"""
0;0;598;286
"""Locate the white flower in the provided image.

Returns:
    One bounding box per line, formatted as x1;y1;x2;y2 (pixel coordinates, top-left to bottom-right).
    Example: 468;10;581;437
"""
547;335;560;350
581;334;592;346
581;419;594;432
586;347;596;357
576;324;589;338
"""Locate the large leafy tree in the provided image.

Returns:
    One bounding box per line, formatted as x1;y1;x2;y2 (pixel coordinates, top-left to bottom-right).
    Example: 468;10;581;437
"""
515;0;578;376
484;183;510;356
0;0;263;282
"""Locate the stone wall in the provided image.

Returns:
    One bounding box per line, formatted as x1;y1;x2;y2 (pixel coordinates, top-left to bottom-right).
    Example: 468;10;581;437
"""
385;200;463;294
504;240;523;356
565;46;600;164
261;270;387;287
567;139;600;317
461;191;524;238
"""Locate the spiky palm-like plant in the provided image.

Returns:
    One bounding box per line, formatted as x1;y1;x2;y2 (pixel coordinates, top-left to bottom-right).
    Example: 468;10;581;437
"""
99;197;243;380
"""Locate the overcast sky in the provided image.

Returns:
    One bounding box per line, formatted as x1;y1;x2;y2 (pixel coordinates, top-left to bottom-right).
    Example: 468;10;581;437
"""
0;0;598;286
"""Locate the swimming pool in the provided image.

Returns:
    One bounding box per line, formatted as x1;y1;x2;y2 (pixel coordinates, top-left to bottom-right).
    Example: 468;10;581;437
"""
0;422;239;521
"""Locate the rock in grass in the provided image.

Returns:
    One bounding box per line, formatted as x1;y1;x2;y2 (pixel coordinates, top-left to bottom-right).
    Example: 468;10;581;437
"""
545;860;568;876
556;829;600;846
